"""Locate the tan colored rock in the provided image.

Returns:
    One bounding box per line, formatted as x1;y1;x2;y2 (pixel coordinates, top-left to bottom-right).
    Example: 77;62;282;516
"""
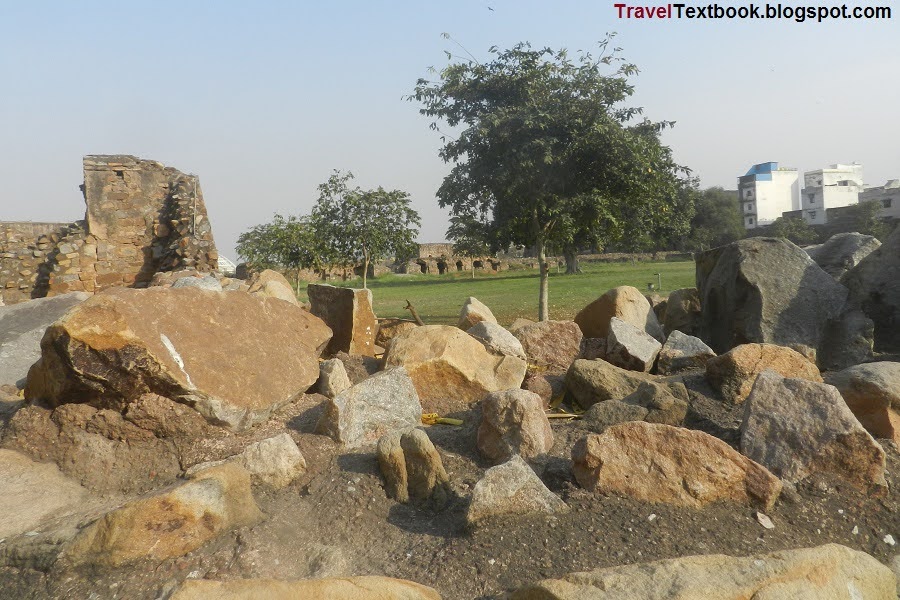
375;318;418;350
318;358;352;399
522;373;566;409
619;381;688;426
466;455;567;527
170;576;442;600
24;287;331;431
705;343;822;404
510;544;896;600
512;320;583;372
574;286;664;341
307;284;377;356
383;325;527;414
565;359;682;409
457;296;497;330
401;428;450;508
66;463;263;567
663;287;701;336
478;389;554;464
825;362;900;442
377;431;409;502
573;422;781;509
237;433;306;489
247;269;298;305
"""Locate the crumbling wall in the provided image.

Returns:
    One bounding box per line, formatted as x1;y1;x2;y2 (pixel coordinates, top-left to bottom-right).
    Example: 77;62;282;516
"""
0;222;72;303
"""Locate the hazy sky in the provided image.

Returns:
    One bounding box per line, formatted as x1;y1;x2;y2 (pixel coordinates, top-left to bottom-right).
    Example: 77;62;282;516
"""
1;1;897;258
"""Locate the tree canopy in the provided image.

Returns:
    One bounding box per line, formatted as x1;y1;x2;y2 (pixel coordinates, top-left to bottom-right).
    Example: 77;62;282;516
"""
413;36;690;320
688;186;745;250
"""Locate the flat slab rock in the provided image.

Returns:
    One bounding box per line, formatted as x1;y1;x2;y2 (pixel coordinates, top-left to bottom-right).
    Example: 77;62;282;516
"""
24;287;332;431
307;283;377;356
510;543;896;600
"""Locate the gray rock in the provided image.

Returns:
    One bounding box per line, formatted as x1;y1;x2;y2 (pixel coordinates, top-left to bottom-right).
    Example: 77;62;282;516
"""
457;296;497;330
807;232;881;279
172;275;222;291
315;367;422;448
841;226;900;352
238;433;306;489
565;359;679;409
605;317;662;372
580;399;649;433
478;389;554;464
819;309;874;371
317;358;352;399
663;288;701;337
657;330;716;375
620;381;688;426
696;237;848;360
466;455;567;527
467;321;527;360
740;370;886;491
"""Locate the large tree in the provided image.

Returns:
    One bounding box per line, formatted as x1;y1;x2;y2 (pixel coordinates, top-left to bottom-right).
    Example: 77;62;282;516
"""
413;37;689;320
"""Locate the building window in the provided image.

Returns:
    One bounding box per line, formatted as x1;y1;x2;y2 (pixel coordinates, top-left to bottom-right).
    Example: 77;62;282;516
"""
748;218;754;224
808;194;816;204
744;189;752;198
884;198;893;208
809;211;817;219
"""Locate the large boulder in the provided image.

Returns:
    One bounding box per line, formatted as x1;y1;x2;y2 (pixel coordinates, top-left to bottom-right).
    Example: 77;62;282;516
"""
316;367;422;448
573;422;781;509
574;286;664;342
605;317;662;372
466;455;568;527
512;320;583;372
477;389;554;464
740;370;886;491
65;463;263;567
663;287;701;337
510;544;896;600
170;576;442;600
841;226;900;351
383;325;527;414
825;362;900;443
807;231;882;279
457;296;497;330
24;287;331;431
705;343;822;404
565;359;684;409
307;283;378;356
695;237;848;359
657;330;716;375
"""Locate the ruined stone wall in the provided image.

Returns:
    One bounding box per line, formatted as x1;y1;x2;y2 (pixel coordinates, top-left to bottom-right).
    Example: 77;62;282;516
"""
0;155;218;304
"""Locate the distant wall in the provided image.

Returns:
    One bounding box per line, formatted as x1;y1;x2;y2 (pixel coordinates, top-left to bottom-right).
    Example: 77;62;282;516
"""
0;222;72;304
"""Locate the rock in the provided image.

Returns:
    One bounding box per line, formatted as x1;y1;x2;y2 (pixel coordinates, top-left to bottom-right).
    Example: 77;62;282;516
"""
619;381;688;426
574;286;665;342
24;287;331;431
0;449;89;539
172;274;223;291
467;321;527;360
819;309;875;371
807;231;882;279
663;288;701;337
377;431;410;502
696;237;848;359
457;296;497;330
825;362;900;443
580;399;649;433
383;325;527;414
169;576;442;600
477;389;554;464
579;337;606;361
0;292;90;390
375;318;418;350
307;284;377;356
400;428;450;508
573;422;781;509
332;351;381;384
657;330;716;375
605;317;662;372
247;269;298;305
512;320;584;372
705;343;822;404
237;433;306;489
317;358;352;399
522;373;566;409
841;226;900;351
565;359;681;409
65;463;263;567
466;455;567;527
740;370;886;491
508;318;535;334
510;544;896;600
316;367;422;448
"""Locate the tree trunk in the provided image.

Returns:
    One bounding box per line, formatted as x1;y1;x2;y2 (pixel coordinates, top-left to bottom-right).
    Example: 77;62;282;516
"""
536;238;549;322
471;260;475;279
564;247;581;274
362;254;369;289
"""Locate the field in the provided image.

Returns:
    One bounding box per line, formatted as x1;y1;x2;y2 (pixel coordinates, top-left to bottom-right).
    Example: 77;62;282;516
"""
297;259;697;325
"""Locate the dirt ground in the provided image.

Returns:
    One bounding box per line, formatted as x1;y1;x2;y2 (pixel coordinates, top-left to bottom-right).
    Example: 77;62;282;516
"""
1;371;899;600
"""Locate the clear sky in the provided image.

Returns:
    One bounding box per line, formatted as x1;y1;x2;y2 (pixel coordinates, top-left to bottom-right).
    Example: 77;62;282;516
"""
1;1;897;258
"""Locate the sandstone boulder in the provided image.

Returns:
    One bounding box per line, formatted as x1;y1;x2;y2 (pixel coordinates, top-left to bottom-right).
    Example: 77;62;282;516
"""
696;237;848;358
383;325;527;414
316;367;422;448
574;286;665;341
510;544;896;600
512;320;583;372
467;321;527;360
824;362;900;443
663;287;701;336
24;287;331;431
841;226;900;351
740;370;886;491
457;296;497;330
657;330;716;375
170;576;442;600
605;317;662;372
377;428;449;508
317;358;352;399
247;269;298;305
375;318;418;350
466;455;567;527
477;389;554;464
705;343;822;404
565;359;682;409
66;463;263;567
573;422;781;509
307;283;377;356
807;231;882;279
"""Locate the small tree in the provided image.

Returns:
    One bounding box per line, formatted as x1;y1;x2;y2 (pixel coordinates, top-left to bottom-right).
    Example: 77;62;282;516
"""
236;214;328;288
769;216;820;246
688;186;745;250
312;170;421;288
842;199;890;241
446;213;492;279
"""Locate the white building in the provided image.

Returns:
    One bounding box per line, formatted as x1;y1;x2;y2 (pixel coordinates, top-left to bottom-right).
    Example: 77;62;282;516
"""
799;163;864;225
859;179;900;221
738;162;800;229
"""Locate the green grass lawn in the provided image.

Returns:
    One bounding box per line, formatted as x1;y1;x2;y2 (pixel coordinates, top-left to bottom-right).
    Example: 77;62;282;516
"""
298;259;697;327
